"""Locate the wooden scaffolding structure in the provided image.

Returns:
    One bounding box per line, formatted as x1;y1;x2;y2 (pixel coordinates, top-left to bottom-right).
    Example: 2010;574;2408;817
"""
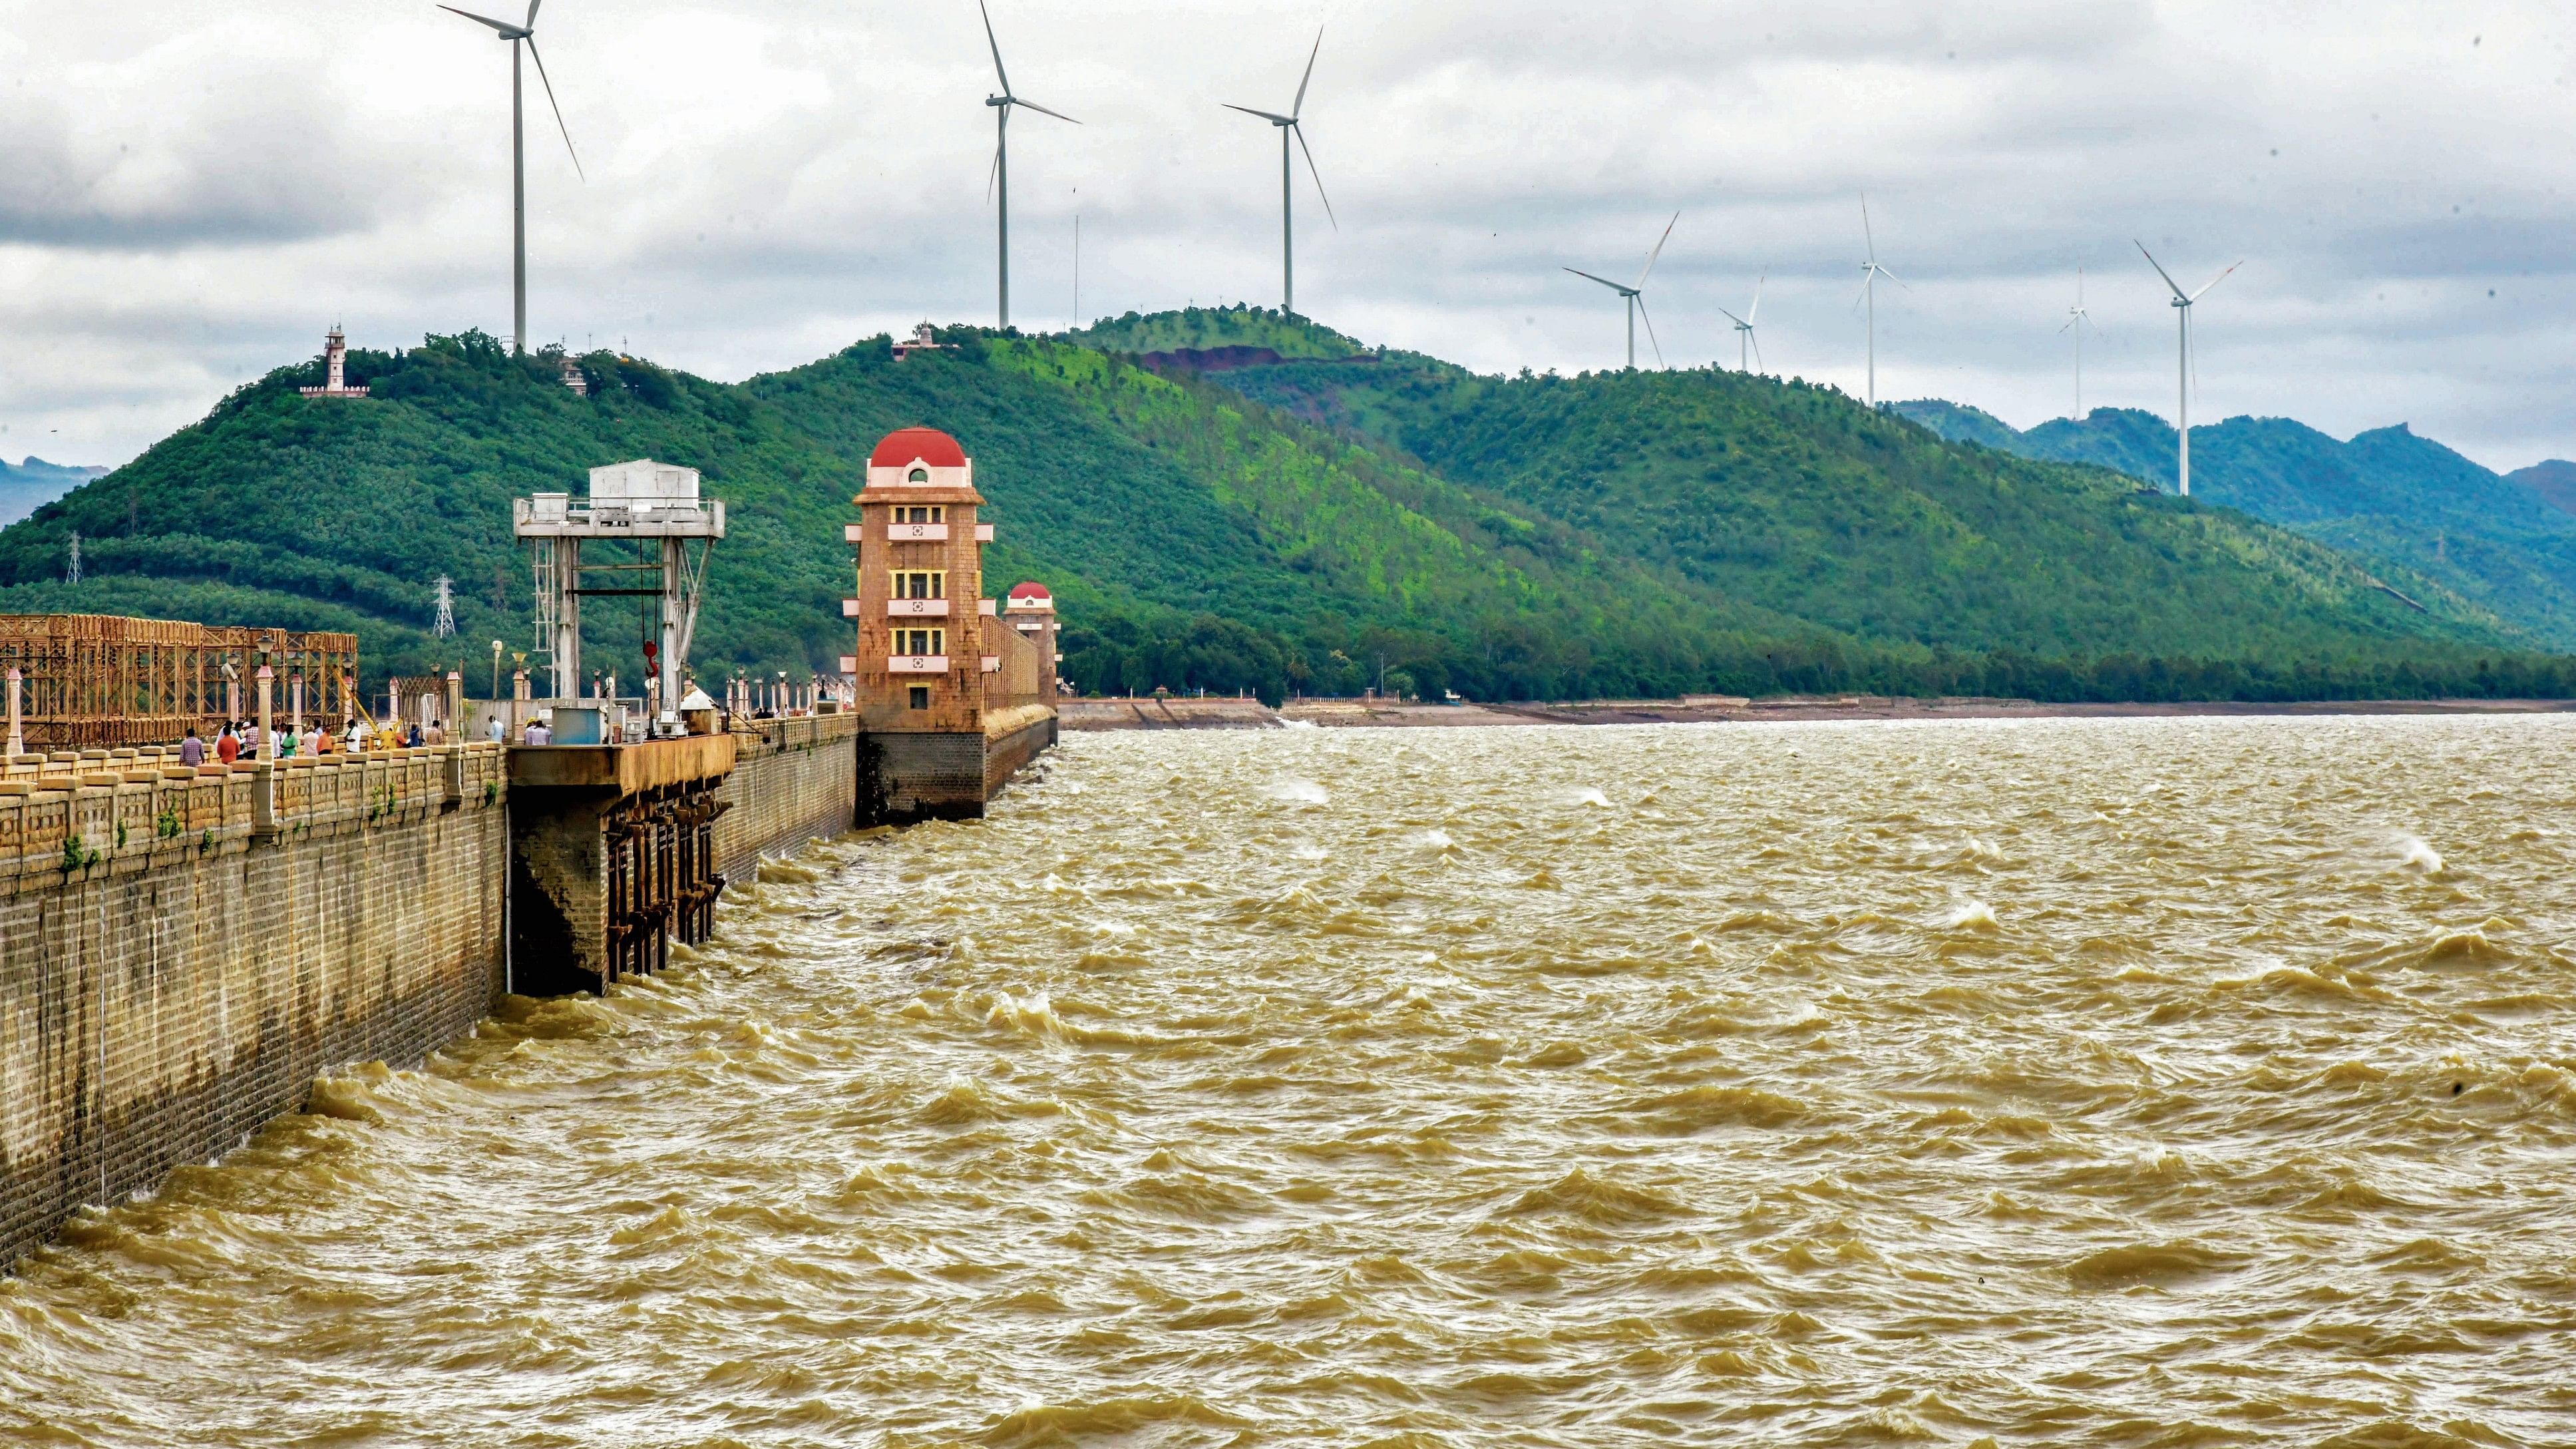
0;614;361;751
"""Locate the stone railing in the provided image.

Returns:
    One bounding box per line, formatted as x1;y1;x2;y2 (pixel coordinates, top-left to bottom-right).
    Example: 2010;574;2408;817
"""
729;712;859;763
0;743;508;889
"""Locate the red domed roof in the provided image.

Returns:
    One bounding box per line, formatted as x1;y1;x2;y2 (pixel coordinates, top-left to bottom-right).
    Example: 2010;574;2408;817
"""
1008;581;1053;602
870;427;966;469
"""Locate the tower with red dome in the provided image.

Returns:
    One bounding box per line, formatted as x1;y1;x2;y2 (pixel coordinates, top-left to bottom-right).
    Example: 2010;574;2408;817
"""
845;425;1053;820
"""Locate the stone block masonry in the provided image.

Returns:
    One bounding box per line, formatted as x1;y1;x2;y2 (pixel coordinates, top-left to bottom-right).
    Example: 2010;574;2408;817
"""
0;745;508;1271
714;715;860;883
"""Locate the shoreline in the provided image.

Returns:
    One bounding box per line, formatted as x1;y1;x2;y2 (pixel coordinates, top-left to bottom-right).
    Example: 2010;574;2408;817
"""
1059;694;2576;732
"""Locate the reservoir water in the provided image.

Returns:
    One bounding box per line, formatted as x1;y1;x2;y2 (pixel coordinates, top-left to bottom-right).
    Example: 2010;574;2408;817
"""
3;718;2571;1446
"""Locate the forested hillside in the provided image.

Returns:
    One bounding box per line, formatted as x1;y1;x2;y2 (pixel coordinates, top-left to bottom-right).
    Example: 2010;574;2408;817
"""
0;313;2567;706
1893;399;2576;650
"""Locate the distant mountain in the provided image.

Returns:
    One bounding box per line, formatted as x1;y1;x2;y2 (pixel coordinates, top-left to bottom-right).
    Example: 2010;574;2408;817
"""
1891;401;2576;650
0;457;109;527
2507;460;2576;517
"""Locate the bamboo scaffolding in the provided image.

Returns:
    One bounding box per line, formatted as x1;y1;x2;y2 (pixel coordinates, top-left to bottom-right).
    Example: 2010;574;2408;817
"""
0;614;359;750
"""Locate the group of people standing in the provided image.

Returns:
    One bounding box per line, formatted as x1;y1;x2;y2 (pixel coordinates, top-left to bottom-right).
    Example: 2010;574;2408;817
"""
176;718;451;765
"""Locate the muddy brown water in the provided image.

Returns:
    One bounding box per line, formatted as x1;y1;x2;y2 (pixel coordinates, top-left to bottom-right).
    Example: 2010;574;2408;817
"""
3;718;2571;1446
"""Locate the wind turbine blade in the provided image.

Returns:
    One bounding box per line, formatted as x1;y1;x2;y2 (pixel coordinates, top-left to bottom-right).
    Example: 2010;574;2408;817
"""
1013;95;1081;124
2060;314;2078;334
524;0;540;27
1635;211;1678;289
1852;276;1872;312
1716;306;1749;327
1748;276;1762;323
978;0;1012;94
1861;192;1875;262
1636;296;1664;367
1876;264;1911;291
439;5;523;35
1750;333;1765;373
1292;122;1336;230
2134;240;2187;301
1224;104;1295;124
986;143;1001;204
525;37;584;181
1564;267;1629;294
2188;260;2243;303
1292;24;1323;119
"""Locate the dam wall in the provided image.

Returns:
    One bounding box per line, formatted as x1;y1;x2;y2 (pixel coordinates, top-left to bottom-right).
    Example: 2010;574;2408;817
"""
714;715;860;882
3;710;1037;1272
0;745;510;1271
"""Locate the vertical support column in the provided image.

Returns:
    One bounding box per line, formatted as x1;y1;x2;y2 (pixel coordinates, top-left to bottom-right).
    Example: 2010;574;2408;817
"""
555;536;582;702
6;667;19;758
290;672;304;740
447;672;463;734
658;537;682;731
256;664;274;759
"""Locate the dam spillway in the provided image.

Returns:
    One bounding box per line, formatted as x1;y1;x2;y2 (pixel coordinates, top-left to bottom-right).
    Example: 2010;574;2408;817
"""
0;710;1052;1271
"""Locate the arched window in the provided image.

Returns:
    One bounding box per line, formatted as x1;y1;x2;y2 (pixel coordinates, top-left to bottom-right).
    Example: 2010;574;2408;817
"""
908;467;929;483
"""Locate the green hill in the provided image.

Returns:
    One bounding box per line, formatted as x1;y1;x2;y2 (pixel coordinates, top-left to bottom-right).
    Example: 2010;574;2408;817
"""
1892;401;2576;650
0;314;2567;707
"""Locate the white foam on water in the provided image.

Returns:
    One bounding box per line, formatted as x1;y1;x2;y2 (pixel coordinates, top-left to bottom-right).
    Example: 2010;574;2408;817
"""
1560;787;1611;809
1945;901;2001;931
1268;778;1330;805
2398;836;2446;875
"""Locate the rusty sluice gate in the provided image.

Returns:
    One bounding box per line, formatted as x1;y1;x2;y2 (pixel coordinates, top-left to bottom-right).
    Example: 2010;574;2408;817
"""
603;781;729;982
505;734;739;996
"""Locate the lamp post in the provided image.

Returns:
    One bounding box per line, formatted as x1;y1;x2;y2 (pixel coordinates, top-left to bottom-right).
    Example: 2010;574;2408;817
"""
490;640;504;704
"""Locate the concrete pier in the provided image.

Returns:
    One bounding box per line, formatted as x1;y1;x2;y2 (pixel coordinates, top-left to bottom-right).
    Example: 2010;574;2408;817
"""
506;733;738;996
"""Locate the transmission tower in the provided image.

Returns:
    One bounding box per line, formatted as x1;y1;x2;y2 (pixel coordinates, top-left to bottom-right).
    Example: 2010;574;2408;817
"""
432;574;457;638
65;531;81;585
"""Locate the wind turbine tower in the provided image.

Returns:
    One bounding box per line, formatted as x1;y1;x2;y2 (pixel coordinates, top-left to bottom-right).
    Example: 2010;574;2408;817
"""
1854;194;1907;408
1225;27;1336;316
979;0;1079;330
1565;213;1678;371
2135;242;2241;497
1718;278;1764;374
2060;268;2100;420
440;0;584;356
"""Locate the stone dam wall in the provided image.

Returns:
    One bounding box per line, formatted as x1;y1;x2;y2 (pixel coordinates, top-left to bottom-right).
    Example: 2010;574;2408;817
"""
0;745;512;1271
0;714;884;1272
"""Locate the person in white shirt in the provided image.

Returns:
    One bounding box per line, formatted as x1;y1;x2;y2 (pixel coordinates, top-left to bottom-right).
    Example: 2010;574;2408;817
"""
524;719;552;745
489;716;506;743
345;718;369;753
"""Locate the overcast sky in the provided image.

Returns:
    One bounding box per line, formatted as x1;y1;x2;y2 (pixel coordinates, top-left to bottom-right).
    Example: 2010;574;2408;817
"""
3;1;2571;471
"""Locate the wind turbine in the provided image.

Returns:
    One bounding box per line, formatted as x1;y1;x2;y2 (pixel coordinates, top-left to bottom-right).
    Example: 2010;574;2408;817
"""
1854;194;1906;407
1718;277;1764;374
980;0;1079;330
1225;27;1336;316
2135;242;2241;497
2060;267;2102;420
1566;212;1677;370
440;0;583;356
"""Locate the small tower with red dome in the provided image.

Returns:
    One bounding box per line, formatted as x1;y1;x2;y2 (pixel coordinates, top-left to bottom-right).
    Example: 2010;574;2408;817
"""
1003;581;1061;698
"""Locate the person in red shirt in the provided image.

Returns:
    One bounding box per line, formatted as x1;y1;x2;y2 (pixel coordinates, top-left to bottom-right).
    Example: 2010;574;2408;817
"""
216;725;240;765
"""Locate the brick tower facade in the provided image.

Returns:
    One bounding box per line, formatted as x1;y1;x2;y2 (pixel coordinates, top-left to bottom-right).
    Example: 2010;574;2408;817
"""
846;427;1010;820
